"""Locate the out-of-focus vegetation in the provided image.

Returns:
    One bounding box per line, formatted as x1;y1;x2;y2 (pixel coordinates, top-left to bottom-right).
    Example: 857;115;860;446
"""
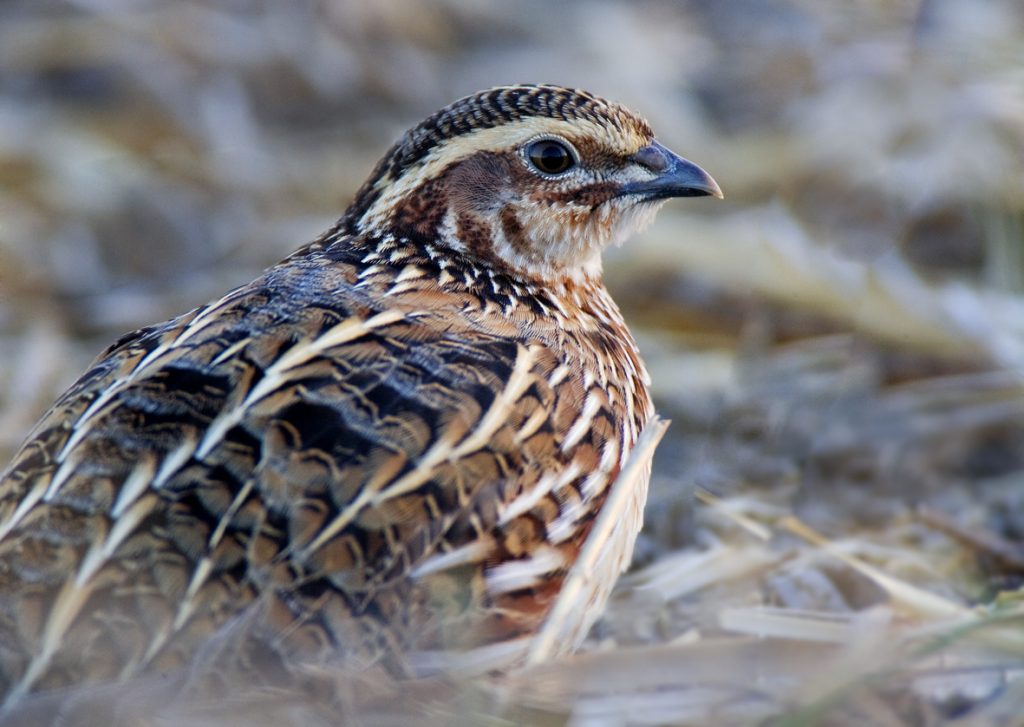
0;1;1022;724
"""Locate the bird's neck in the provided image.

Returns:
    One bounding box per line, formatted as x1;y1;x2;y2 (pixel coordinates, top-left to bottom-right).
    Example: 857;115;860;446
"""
349;201;606;289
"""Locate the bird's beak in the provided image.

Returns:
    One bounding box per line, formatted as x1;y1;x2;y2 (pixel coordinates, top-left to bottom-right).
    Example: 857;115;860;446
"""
620;141;723;200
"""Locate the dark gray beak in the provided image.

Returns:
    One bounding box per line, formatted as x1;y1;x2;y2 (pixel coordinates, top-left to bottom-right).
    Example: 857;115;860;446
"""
621;141;723;200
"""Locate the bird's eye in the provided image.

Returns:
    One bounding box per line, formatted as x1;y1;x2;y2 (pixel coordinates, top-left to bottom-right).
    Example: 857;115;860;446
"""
526;139;575;175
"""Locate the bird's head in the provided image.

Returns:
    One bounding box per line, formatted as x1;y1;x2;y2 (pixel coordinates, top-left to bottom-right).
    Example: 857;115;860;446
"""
345;85;722;284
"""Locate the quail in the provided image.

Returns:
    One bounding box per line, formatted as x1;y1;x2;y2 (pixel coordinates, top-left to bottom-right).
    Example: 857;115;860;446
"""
0;84;721;708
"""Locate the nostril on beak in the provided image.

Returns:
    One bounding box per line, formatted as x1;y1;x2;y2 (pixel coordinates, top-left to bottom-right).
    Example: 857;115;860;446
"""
630;144;670;173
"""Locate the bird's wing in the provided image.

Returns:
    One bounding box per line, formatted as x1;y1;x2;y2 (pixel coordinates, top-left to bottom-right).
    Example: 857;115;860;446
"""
0;254;596;698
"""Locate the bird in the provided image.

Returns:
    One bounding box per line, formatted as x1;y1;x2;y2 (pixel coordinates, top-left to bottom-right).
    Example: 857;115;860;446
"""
0;84;721;712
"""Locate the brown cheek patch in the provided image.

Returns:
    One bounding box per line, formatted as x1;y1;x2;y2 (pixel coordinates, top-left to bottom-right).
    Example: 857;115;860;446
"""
392;175;447;237
448;153;517;258
447;152;516;212
500;206;531;256
547;182;620;209
456;212;493;258
394;151;518;242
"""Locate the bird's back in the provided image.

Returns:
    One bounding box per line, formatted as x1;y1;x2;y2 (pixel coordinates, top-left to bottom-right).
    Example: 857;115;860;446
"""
0;230;652;702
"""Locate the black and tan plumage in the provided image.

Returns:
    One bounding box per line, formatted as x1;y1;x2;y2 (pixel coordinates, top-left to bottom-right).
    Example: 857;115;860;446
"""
0;85;720;709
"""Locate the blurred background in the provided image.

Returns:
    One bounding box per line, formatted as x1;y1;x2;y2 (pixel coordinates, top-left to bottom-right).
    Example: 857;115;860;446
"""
1;1;1023;724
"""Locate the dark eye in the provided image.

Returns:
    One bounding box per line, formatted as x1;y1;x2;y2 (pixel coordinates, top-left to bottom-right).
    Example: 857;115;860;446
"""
527;139;575;175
